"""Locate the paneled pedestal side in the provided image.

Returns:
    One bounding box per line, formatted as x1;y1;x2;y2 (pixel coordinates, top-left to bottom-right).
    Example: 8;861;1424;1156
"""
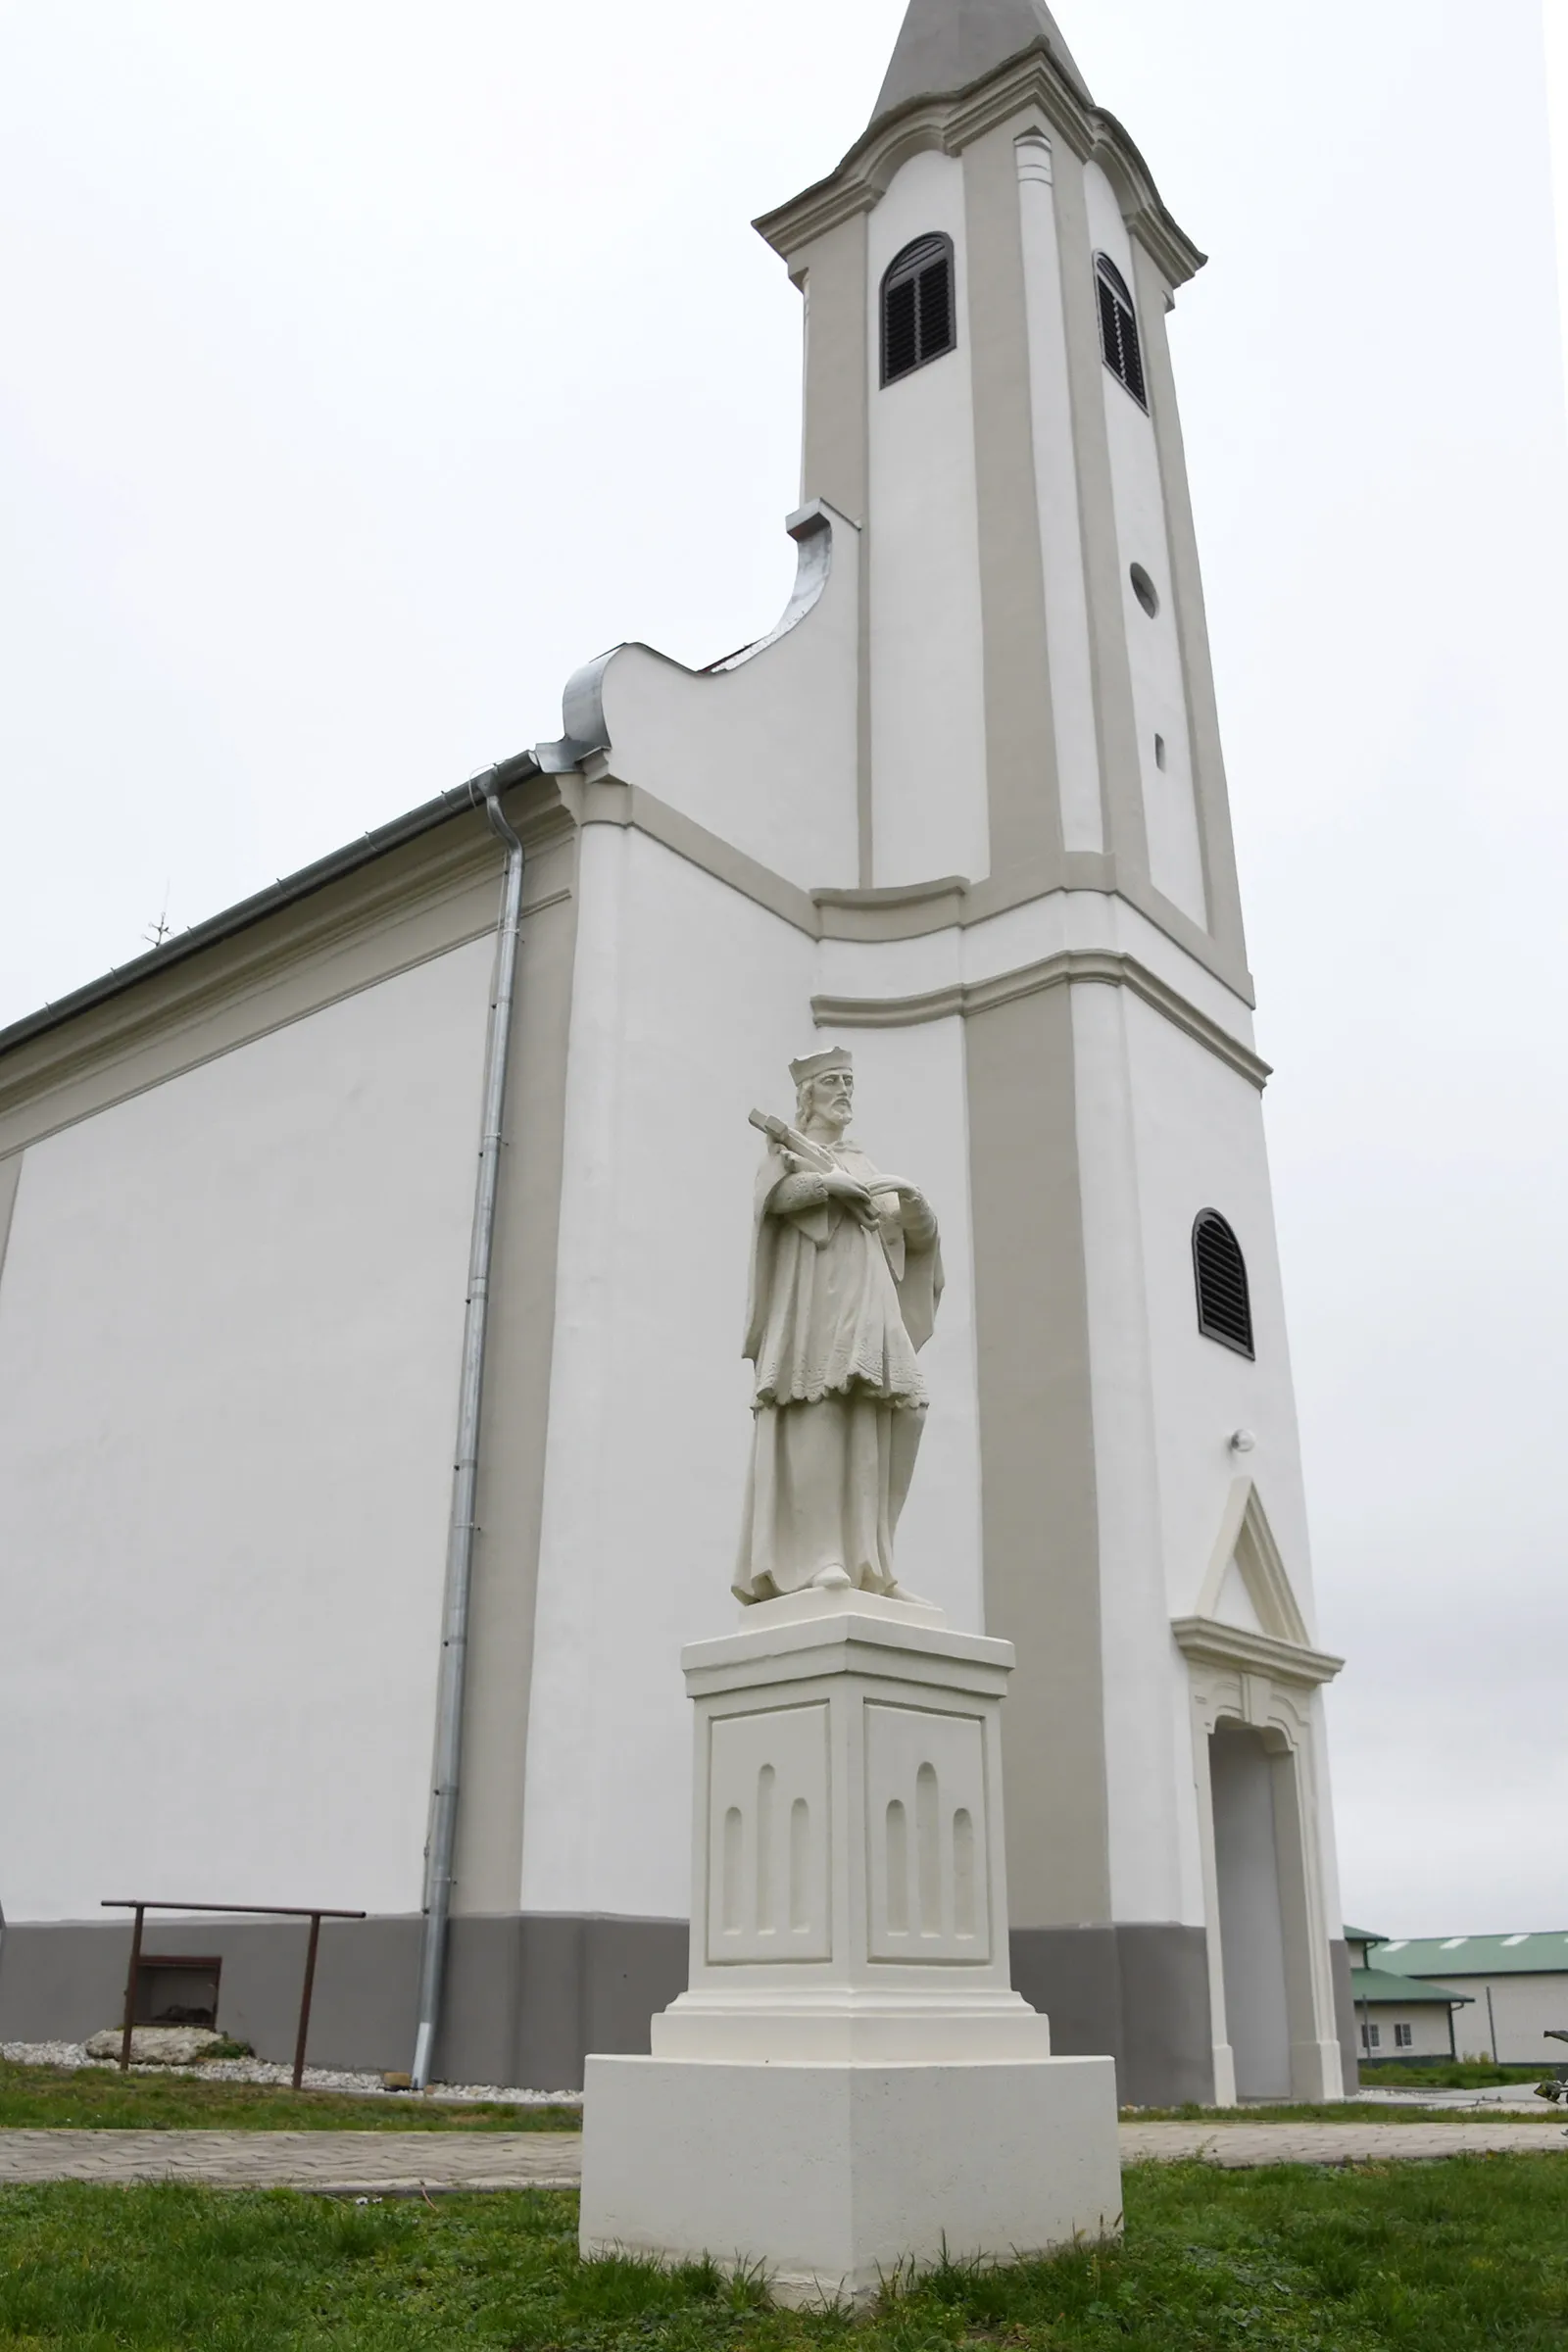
579;1589;1121;2305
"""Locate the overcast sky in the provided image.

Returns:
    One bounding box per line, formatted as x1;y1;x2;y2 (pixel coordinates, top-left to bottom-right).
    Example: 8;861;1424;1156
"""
2;0;1566;1950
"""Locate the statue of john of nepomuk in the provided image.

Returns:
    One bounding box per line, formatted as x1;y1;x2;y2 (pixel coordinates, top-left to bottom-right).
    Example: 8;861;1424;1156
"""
735;1048;942;1603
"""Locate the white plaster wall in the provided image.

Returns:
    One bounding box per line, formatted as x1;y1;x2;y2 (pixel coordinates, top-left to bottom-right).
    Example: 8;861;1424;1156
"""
1015;128;1102;855
1070;979;1183;1925
1170;1650;1210;1929
1072;964;1332;1932
1410;1975;1568;2064
867;150;990;889
1083;166;1206;927
1213;1557;1266;1632
816;922;969;1008
520;834;987;1919
1307;1697;1348;1972
520;831;818;1921
595;508;860;891
0;941;495;1919
1118;989;1317;1639
1358;2005;1456;2059
816;921;1273;1938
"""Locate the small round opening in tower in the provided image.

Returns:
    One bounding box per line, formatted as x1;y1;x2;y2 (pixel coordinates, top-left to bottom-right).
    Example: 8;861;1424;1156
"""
1130;564;1159;617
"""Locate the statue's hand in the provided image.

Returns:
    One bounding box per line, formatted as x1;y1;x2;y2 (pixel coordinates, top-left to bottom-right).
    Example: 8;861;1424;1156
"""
821;1169;873;1210
875;1178;936;1243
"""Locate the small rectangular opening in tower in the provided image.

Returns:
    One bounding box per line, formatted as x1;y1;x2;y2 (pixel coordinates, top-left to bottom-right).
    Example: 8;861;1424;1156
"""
1154;734;1167;771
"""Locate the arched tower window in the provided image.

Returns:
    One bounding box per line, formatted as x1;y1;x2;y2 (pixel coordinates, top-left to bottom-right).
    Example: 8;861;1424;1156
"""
1193;1212;1254;1357
1095;254;1147;409
881;234;956;386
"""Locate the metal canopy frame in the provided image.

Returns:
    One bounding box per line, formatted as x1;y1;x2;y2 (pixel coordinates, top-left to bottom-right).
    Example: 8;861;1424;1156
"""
102;1899;367;2091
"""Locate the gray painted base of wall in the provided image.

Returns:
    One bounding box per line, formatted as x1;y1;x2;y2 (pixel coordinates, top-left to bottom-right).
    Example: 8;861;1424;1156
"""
448;1915;689;2090
2;1915;1349;2105
1009;1923;1213;2108
0;1915;687;2092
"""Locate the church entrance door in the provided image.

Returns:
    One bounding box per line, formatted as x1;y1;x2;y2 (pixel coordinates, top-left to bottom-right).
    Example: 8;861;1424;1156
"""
1208;1725;1293;2100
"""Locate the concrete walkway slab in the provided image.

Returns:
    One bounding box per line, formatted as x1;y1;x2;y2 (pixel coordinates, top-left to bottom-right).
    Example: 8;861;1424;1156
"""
0;2119;1563;2193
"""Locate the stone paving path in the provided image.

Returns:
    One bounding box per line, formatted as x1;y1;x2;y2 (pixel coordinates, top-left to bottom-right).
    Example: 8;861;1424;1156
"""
2;2119;1566;2192
0;2131;583;2192
1119;2120;1568;2168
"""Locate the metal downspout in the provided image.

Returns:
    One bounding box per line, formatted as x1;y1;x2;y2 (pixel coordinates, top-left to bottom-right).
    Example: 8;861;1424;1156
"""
411;757;533;2090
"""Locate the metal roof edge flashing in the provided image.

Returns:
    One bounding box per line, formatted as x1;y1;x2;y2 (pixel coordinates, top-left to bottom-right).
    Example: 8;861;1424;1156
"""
0;751;543;1064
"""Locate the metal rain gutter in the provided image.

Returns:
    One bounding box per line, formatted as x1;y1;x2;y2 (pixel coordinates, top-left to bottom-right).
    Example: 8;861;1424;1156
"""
411;753;535;2089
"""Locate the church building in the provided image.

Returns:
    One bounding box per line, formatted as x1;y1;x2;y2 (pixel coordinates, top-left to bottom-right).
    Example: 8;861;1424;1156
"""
0;0;1355;2107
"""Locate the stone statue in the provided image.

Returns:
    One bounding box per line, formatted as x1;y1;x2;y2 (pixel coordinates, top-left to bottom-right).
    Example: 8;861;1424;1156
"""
734;1048;942;1603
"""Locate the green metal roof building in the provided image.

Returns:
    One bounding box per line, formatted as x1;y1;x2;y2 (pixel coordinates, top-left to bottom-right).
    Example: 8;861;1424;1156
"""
1376;1934;1568;1979
1343;1930;1471;2063
1348;1930;1568;2066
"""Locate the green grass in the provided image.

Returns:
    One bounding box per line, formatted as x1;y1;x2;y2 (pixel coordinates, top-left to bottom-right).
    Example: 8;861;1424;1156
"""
1359;2061;1550;2089
1;2160;1566;2348
3;2058;1553;2137
0;2060;580;2134
6;2058;1555;2139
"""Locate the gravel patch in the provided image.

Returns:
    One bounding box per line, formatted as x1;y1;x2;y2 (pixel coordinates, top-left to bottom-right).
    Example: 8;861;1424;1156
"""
1;2040;580;2107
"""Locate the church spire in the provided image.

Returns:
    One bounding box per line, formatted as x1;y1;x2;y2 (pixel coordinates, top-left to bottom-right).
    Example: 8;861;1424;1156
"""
867;0;1093;130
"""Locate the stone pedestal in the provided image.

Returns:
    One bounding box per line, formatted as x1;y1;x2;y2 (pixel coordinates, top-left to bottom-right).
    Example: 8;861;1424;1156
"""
579;1588;1121;2305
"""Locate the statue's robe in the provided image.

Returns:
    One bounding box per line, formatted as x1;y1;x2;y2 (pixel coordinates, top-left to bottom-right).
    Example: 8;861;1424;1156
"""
734;1138;942;1601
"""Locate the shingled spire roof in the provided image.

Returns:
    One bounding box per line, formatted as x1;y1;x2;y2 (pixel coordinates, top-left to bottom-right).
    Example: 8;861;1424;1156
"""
868;0;1093;129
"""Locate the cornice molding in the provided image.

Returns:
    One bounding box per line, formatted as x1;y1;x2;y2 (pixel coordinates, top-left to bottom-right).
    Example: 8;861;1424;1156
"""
565;771;822;936
812;947;1270;1088
2;754;1262;1147
1080;107;1205;293
1171;1615;1345;1689
755;49;1204;291
550;777;1256;1070
579;777;1253;1001
811;875;971;939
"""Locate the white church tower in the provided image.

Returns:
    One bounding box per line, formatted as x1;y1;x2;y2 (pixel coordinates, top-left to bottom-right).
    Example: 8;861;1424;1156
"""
519;0;1353;2104
0;0;1352;2108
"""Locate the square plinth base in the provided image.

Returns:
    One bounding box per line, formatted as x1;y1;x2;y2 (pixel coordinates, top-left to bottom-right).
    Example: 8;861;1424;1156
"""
578;2054;1122;2307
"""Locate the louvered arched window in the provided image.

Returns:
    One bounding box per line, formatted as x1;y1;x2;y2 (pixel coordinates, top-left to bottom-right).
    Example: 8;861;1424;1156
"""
1193;1212;1254;1357
1095;254;1147;409
881;234;956;386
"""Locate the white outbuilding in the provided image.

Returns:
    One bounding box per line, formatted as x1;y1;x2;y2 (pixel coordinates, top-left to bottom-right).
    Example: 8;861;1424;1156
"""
1345;1931;1472;2065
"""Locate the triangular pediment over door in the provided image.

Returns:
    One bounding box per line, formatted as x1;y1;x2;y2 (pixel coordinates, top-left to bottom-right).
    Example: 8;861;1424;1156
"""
1172;1476;1342;1690
1194;1478;1311;1647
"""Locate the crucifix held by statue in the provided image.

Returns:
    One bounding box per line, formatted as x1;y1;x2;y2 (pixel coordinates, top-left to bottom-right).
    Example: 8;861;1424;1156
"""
734;1048;943;1603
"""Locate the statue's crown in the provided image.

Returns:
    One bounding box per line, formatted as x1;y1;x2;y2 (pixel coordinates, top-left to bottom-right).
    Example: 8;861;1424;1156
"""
790;1046;853;1086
